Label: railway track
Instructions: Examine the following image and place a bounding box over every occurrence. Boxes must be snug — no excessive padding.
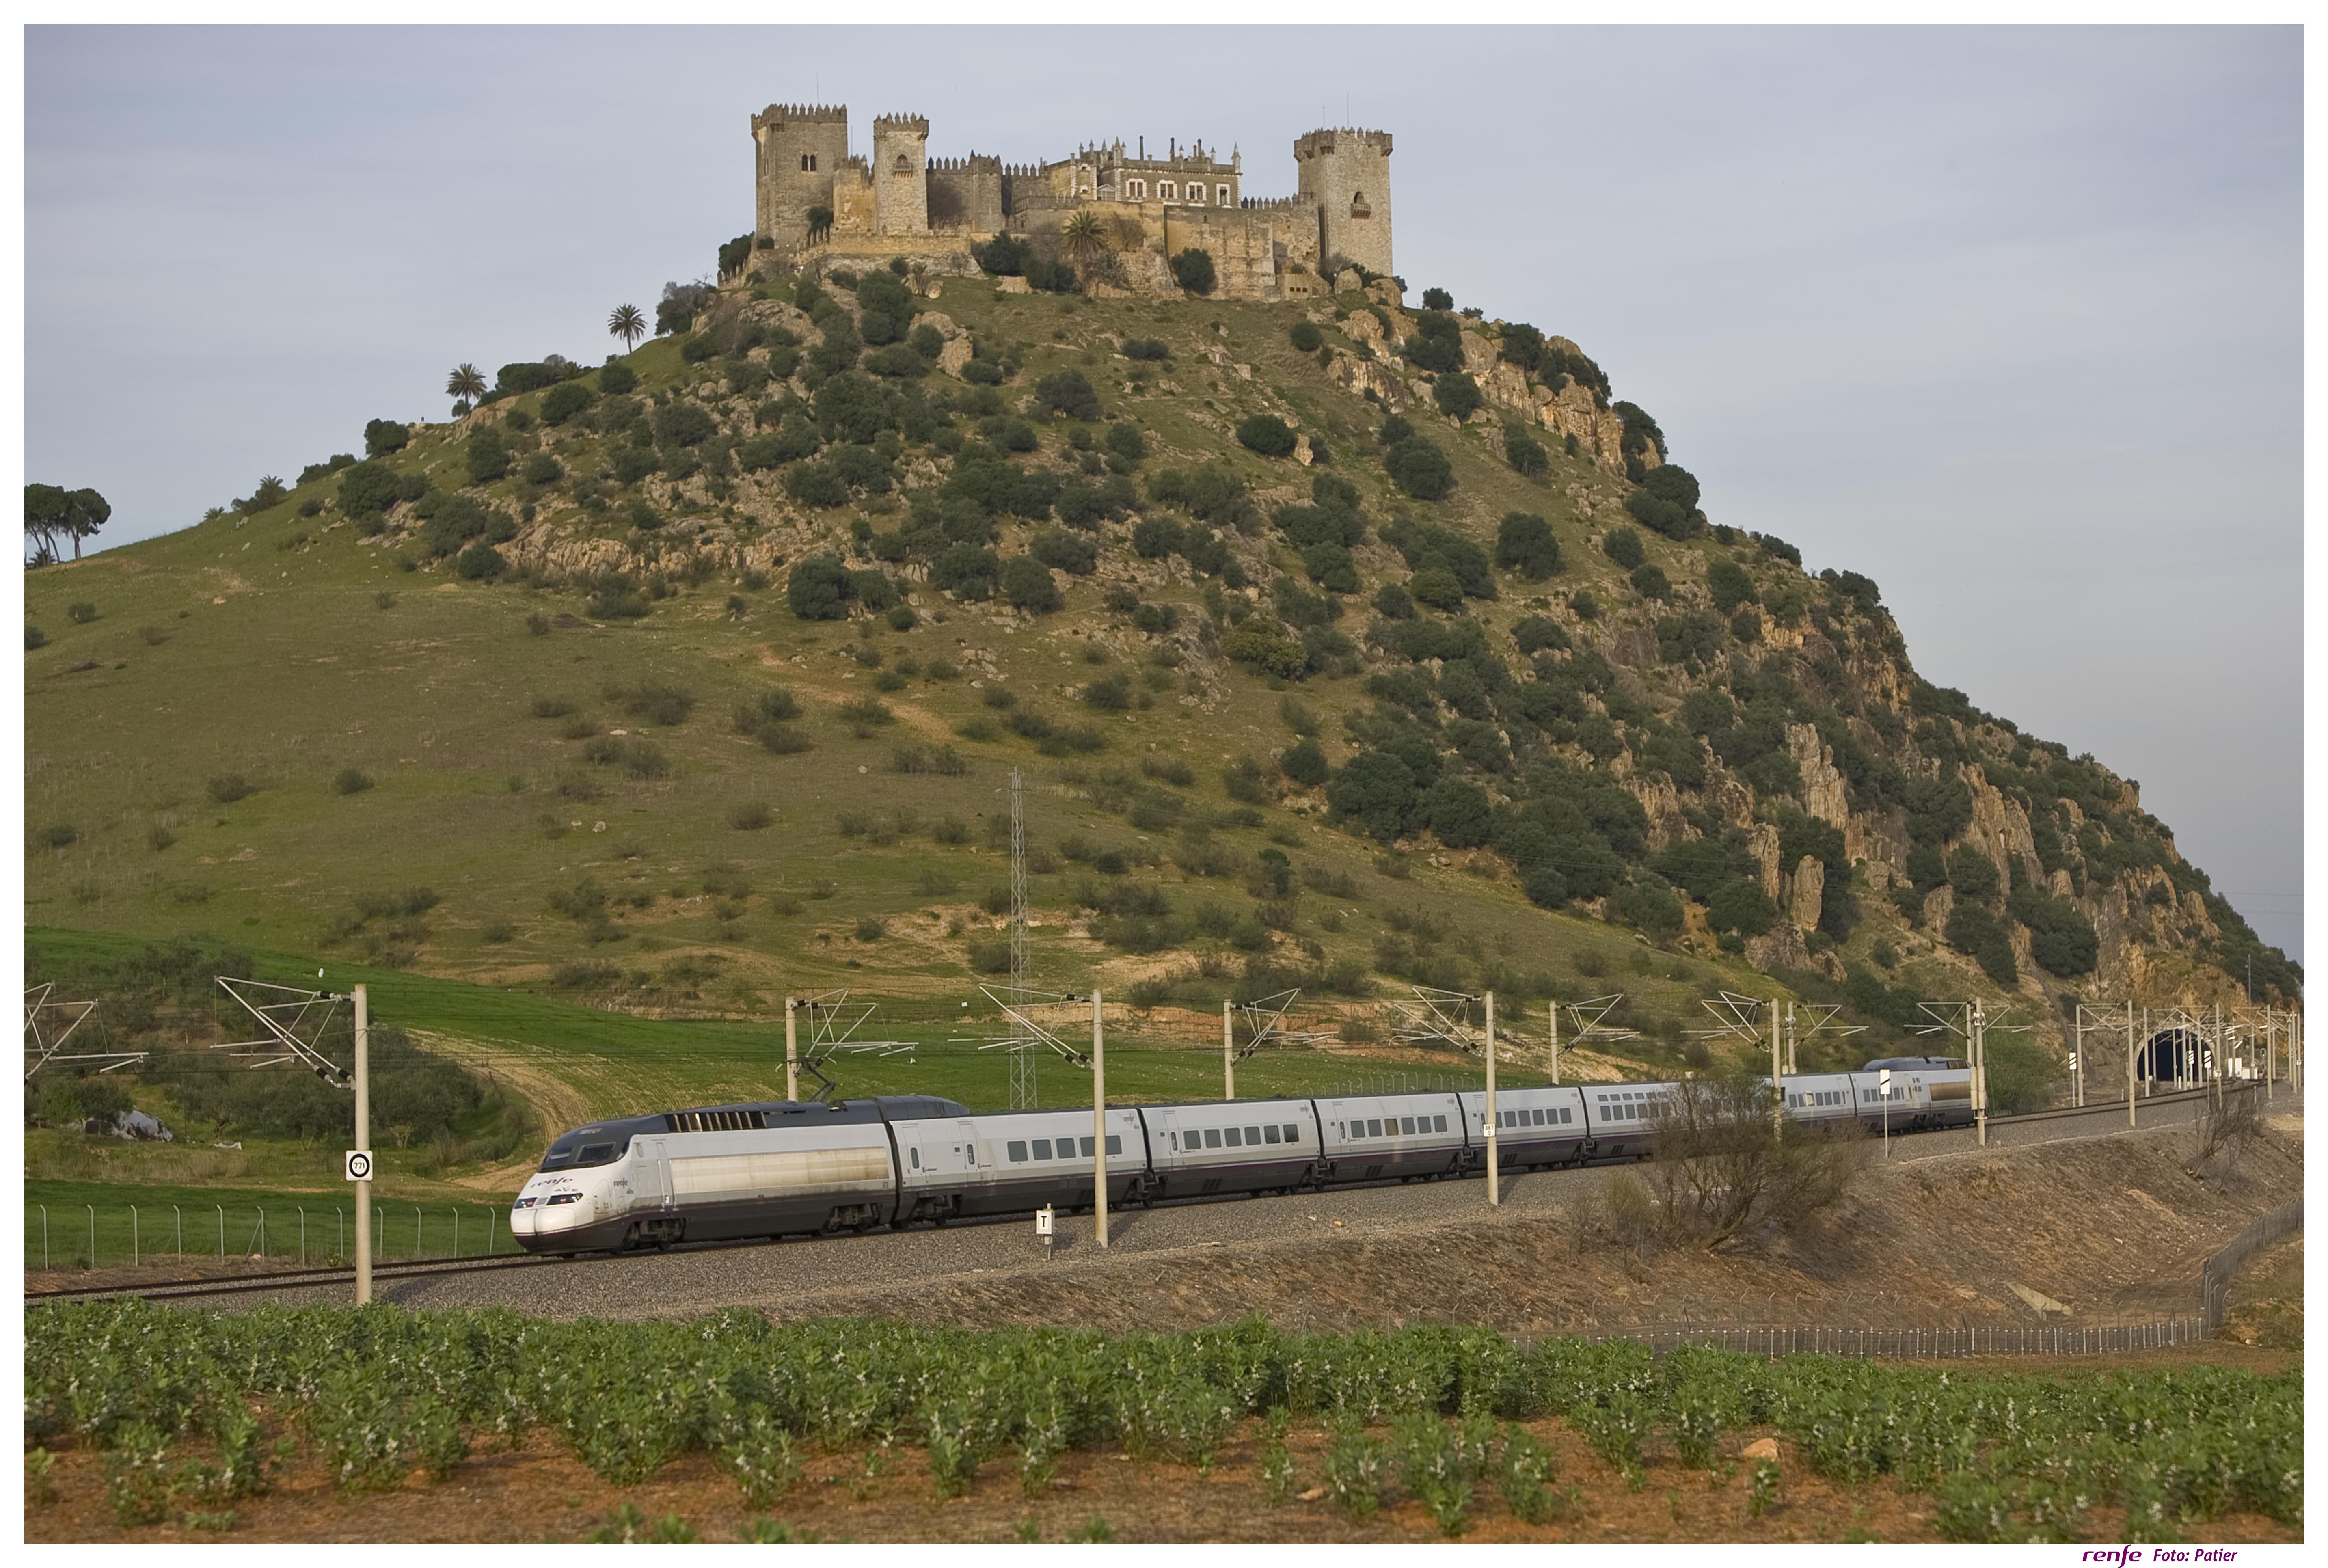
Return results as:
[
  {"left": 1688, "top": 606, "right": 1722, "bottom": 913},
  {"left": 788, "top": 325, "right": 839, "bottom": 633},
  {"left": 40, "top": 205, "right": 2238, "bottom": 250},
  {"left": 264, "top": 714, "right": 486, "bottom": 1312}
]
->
[{"left": 26, "top": 1084, "right": 2282, "bottom": 1308}]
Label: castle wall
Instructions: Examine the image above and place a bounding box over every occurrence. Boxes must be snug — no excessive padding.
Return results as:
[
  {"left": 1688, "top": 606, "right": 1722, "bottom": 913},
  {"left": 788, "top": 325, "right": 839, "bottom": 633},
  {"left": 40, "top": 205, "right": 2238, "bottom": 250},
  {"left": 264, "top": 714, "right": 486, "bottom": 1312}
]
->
[
  {"left": 1295, "top": 127, "right": 1393, "bottom": 279},
  {"left": 926, "top": 156, "right": 1003, "bottom": 233},
  {"left": 752, "top": 104, "right": 849, "bottom": 253},
  {"left": 1011, "top": 200, "right": 1281, "bottom": 302},
  {"left": 831, "top": 160, "right": 877, "bottom": 235},
  {"left": 873, "top": 115, "right": 929, "bottom": 236}
]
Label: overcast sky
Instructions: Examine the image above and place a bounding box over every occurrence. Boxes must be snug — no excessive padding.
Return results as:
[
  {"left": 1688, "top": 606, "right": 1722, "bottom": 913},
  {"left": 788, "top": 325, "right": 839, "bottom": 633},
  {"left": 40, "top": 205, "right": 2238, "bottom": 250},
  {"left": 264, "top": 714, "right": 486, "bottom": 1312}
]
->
[{"left": 22, "top": 24, "right": 2303, "bottom": 962}]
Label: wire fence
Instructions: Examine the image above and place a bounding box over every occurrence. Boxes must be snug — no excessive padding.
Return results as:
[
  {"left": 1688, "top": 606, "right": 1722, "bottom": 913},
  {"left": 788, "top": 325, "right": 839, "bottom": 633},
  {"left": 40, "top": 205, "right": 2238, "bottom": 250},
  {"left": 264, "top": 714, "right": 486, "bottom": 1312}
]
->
[
  {"left": 2200, "top": 1195, "right": 2303, "bottom": 1332},
  {"left": 26, "top": 1202, "right": 515, "bottom": 1273},
  {"left": 1564, "top": 1318, "right": 2214, "bottom": 1361}
]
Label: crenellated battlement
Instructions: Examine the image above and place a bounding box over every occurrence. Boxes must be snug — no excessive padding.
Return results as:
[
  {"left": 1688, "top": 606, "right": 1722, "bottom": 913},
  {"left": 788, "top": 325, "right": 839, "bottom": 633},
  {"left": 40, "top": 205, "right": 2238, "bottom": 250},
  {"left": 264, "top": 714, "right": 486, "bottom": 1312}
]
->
[
  {"left": 747, "top": 104, "right": 1392, "bottom": 293},
  {"left": 753, "top": 102, "right": 847, "bottom": 130}
]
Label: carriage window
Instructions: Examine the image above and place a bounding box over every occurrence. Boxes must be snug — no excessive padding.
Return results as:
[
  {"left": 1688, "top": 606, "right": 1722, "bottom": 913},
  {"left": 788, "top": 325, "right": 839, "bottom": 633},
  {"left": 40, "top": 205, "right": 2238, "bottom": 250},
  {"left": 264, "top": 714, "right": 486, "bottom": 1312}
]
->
[
  {"left": 1204, "top": 1127, "right": 1222, "bottom": 1148},
  {"left": 1245, "top": 1127, "right": 1262, "bottom": 1145},
  {"left": 1032, "top": 1139, "right": 1052, "bottom": 1160},
  {"left": 1263, "top": 1124, "right": 1281, "bottom": 1143},
  {"left": 1284, "top": 1124, "right": 1301, "bottom": 1143},
  {"left": 910, "top": 1148, "right": 920, "bottom": 1168},
  {"left": 1434, "top": 1115, "right": 1447, "bottom": 1133},
  {"left": 1007, "top": 1141, "right": 1026, "bottom": 1162},
  {"left": 1367, "top": 1119, "right": 1382, "bottom": 1138},
  {"left": 1106, "top": 1136, "right": 1122, "bottom": 1155},
  {"left": 1224, "top": 1127, "right": 1242, "bottom": 1147},
  {"left": 1395, "top": 1117, "right": 1409, "bottom": 1136}
]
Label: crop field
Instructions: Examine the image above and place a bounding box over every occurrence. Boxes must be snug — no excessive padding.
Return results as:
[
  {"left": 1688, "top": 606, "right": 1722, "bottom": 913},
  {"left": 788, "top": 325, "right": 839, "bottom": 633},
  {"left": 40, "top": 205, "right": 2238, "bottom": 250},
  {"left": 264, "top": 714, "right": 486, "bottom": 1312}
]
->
[{"left": 23, "top": 1301, "right": 2302, "bottom": 1543}]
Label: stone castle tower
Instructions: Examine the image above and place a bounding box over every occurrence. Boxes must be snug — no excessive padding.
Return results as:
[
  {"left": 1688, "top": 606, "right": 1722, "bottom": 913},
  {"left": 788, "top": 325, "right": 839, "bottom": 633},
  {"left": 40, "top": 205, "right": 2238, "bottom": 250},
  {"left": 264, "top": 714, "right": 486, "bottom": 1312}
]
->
[
  {"left": 1295, "top": 127, "right": 1394, "bottom": 282},
  {"left": 743, "top": 105, "right": 1394, "bottom": 303}
]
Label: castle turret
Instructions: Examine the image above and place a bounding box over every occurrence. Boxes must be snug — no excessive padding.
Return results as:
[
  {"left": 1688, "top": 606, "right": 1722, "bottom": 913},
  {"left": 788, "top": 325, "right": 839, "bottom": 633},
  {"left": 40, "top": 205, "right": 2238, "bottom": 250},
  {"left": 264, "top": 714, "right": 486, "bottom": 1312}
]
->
[
  {"left": 873, "top": 113, "right": 930, "bottom": 236},
  {"left": 752, "top": 103, "right": 849, "bottom": 252},
  {"left": 1294, "top": 126, "right": 1393, "bottom": 280}
]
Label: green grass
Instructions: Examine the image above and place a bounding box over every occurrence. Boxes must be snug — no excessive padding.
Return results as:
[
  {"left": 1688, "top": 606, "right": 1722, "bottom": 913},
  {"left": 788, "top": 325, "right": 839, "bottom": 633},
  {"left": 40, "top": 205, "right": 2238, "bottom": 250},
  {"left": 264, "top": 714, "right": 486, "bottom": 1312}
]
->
[{"left": 25, "top": 1179, "right": 513, "bottom": 1271}]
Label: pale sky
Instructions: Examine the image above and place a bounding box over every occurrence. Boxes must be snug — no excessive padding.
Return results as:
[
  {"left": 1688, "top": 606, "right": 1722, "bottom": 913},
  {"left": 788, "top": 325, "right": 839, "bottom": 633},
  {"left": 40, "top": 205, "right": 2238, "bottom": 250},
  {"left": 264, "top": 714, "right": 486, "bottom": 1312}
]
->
[{"left": 21, "top": 24, "right": 2304, "bottom": 962}]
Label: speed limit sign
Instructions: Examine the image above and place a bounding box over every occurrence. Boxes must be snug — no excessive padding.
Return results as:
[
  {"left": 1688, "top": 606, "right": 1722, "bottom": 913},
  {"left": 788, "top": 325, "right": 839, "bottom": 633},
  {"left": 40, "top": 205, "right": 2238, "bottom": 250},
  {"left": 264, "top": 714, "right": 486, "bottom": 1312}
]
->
[{"left": 344, "top": 1149, "right": 374, "bottom": 1181}]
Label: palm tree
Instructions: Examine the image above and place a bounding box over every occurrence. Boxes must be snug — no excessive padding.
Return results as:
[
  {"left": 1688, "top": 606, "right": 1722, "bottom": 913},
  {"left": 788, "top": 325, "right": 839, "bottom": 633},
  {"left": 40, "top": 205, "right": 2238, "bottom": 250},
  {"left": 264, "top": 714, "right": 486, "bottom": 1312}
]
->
[
  {"left": 608, "top": 304, "right": 646, "bottom": 351},
  {"left": 446, "top": 364, "right": 486, "bottom": 407},
  {"left": 1060, "top": 209, "right": 1109, "bottom": 266}
]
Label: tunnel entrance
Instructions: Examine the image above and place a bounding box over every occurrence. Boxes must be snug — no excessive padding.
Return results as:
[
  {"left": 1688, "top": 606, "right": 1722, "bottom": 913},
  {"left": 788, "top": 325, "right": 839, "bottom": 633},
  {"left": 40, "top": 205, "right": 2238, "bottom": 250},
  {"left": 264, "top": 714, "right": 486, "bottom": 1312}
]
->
[{"left": 2137, "top": 1028, "right": 2207, "bottom": 1084}]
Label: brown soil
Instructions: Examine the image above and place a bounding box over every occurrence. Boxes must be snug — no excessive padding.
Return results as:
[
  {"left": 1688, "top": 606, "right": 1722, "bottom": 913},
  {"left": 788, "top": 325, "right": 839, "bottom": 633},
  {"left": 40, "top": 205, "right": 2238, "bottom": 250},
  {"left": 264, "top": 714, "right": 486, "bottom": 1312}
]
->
[{"left": 24, "top": 1381, "right": 2302, "bottom": 1545}]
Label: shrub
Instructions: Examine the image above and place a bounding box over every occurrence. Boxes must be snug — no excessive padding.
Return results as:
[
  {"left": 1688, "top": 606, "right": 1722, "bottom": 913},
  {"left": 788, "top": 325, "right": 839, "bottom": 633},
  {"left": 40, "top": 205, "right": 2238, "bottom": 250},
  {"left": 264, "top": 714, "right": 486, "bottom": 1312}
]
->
[
  {"left": 1494, "top": 512, "right": 1561, "bottom": 579},
  {"left": 1221, "top": 620, "right": 1307, "bottom": 680},
  {"left": 653, "top": 403, "right": 717, "bottom": 448},
  {"left": 207, "top": 774, "right": 255, "bottom": 803},
  {"left": 1505, "top": 426, "right": 1549, "bottom": 475},
  {"left": 1629, "top": 563, "right": 1672, "bottom": 600},
  {"left": 932, "top": 542, "right": 1001, "bottom": 600},
  {"left": 597, "top": 362, "right": 638, "bottom": 395},
  {"left": 1601, "top": 526, "right": 1645, "bottom": 569},
  {"left": 522, "top": 453, "right": 562, "bottom": 486},
  {"left": 1707, "top": 556, "right": 1755, "bottom": 612},
  {"left": 67, "top": 601, "right": 97, "bottom": 624},
  {"left": 335, "top": 461, "right": 403, "bottom": 516},
  {"left": 539, "top": 382, "right": 596, "bottom": 425},
  {"left": 1121, "top": 338, "right": 1170, "bottom": 362},
  {"left": 974, "top": 234, "right": 1032, "bottom": 275},
  {"left": 1384, "top": 436, "right": 1453, "bottom": 500},
  {"left": 1030, "top": 528, "right": 1098, "bottom": 575},
  {"left": 1421, "top": 287, "right": 1453, "bottom": 311},
  {"left": 786, "top": 556, "right": 853, "bottom": 620},
  {"left": 1569, "top": 589, "right": 1600, "bottom": 620},
  {"left": 1035, "top": 369, "right": 1103, "bottom": 421},
  {"left": 1236, "top": 415, "right": 1298, "bottom": 457},
  {"left": 1168, "top": 248, "right": 1216, "bottom": 294},
  {"left": 363, "top": 417, "right": 409, "bottom": 458},
  {"left": 1432, "top": 374, "right": 1483, "bottom": 420},
  {"left": 1001, "top": 555, "right": 1062, "bottom": 613},
  {"left": 1289, "top": 320, "right": 1323, "bottom": 352},
  {"left": 464, "top": 428, "right": 510, "bottom": 485},
  {"left": 728, "top": 802, "right": 773, "bottom": 831}
]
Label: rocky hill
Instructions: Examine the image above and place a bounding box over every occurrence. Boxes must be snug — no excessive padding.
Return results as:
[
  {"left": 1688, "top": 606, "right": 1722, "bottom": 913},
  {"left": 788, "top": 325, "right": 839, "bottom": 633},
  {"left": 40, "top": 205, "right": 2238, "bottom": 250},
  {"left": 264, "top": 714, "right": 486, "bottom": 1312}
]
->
[{"left": 22, "top": 259, "right": 2297, "bottom": 1096}]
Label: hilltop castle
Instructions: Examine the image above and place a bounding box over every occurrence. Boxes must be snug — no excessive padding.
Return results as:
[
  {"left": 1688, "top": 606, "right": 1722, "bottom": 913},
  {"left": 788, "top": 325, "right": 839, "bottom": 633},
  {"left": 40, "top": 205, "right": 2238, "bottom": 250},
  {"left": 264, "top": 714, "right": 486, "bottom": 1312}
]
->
[{"left": 744, "top": 104, "right": 1393, "bottom": 301}]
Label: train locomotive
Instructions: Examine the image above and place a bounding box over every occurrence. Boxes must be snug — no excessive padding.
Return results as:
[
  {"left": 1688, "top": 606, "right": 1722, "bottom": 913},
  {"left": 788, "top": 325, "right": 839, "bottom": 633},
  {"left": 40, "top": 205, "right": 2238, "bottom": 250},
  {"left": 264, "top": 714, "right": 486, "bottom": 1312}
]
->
[{"left": 510, "top": 1058, "right": 1972, "bottom": 1255}]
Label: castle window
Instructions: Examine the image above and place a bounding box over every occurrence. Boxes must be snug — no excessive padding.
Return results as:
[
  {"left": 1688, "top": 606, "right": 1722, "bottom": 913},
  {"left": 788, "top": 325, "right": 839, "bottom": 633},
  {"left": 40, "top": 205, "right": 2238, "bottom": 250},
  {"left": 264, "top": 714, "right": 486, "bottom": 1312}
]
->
[
  {"left": 1351, "top": 191, "right": 1371, "bottom": 219},
  {"left": 1158, "top": 181, "right": 1175, "bottom": 202},
  {"left": 892, "top": 153, "right": 911, "bottom": 173},
  {"left": 1187, "top": 183, "right": 1204, "bottom": 205},
  {"left": 1217, "top": 184, "right": 1231, "bottom": 205},
  {"left": 1127, "top": 179, "right": 1145, "bottom": 200},
  {"left": 800, "top": 153, "right": 817, "bottom": 172}
]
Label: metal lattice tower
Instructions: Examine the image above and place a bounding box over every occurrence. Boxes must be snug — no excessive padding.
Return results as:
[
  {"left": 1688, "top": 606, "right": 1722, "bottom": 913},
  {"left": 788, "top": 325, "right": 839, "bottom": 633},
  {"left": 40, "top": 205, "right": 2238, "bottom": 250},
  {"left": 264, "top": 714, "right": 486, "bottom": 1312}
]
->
[{"left": 1007, "top": 767, "right": 1036, "bottom": 1109}]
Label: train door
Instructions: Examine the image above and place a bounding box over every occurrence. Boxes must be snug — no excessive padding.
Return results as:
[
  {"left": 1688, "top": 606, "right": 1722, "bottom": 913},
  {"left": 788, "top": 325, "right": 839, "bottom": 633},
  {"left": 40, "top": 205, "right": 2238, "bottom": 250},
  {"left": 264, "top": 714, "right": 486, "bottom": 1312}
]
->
[{"left": 634, "top": 1137, "right": 671, "bottom": 1212}]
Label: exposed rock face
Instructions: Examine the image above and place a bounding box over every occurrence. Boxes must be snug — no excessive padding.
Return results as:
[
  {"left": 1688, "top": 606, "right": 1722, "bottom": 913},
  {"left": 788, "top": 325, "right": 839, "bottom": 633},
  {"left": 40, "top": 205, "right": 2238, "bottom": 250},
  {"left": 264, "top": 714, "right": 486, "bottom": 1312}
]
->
[
  {"left": 1963, "top": 765, "right": 2041, "bottom": 890},
  {"left": 1623, "top": 771, "right": 1687, "bottom": 853},
  {"left": 1746, "top": 922, "right": 1813, "bottom": 974},
  {"left": 1749, "top": 823, "right": 1784, "bottom": 899},
  {"left": 1922, "top": 884, "right": 1954, "bottom": 931},
  {"left": 1787, "top": 722, "right": 1850, "bottom": 830},
  {"left": 1790, "top": 856, "right": 1825, "bottom": 932},
  {"left": 1327, "top": 353, "right": 1411, "bottom": 410}
]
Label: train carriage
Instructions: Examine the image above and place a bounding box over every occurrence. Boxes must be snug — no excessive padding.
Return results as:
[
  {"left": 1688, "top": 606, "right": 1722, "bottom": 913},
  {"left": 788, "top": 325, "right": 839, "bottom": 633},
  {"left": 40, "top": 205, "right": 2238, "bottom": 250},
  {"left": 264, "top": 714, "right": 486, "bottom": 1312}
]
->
[
  {"left": 1148, "top": 1098, "right": 1320, "bottom": 1198},
  {"left": 1454, "top": 1086, "right": 1590, "bottom": 1169},
  {"left": 893, "top": 1107, "right": 1147, "bottom": 1222},
  {"left": 1313, "top": 1093, "right": 1467, "bottom": 1184}
]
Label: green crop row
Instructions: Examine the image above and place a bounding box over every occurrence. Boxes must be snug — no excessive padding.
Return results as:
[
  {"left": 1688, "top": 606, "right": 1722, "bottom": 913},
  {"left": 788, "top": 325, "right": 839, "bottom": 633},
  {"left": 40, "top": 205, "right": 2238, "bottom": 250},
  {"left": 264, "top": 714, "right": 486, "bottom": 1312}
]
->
[{"left": 24, "top": 1302, "right": 2301, "bottom": 1540}]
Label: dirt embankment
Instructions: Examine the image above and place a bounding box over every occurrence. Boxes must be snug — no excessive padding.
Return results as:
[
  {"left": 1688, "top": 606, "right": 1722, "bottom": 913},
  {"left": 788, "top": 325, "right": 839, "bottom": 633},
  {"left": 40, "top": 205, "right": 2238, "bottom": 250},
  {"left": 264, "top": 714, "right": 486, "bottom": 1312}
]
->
[{"left": 757, "top": 1119, "right": 2303, "bottom": 1338}]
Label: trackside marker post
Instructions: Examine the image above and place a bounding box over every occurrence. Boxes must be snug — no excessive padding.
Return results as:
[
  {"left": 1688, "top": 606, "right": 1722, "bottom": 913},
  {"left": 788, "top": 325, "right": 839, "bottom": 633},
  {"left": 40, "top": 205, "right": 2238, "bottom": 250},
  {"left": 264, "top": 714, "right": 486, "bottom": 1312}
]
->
[
  {"left": 1091, "top": 989, "right": 1108, "bottom": 1249},
  {"left": 1484, "top": 991, "right": 1499, "bottom": 1208},
  {"left": 352, "top": 984, "right": 371, "bottom": 1305}
]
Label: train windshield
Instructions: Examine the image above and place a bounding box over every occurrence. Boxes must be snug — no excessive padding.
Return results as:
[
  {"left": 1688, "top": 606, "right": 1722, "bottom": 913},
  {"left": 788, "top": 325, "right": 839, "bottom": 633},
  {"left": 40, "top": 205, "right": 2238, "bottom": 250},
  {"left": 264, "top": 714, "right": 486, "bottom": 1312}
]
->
[{"left": 538, "top": 1128, "right": 634, "bottom": 1172}]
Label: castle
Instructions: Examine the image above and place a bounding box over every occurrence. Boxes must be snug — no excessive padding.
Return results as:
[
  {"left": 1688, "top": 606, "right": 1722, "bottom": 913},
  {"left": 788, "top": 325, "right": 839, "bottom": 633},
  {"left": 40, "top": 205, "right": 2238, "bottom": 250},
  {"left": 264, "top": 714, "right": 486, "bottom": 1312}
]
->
[{"left": 744, "top": 104, "right": 1393, "bottom": 301}]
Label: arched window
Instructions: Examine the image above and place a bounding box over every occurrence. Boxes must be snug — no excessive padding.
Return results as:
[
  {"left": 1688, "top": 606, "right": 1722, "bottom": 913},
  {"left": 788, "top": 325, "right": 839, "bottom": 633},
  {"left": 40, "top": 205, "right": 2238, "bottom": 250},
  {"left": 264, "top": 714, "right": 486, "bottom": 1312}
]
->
[
  {"left": 799, "top": 153, "right": 817, "bottom": 172},
  {"left": 1350, "top": 190, "right": 1371, "bottom": 219},
  {"left": 1217, "top": 184, "right": 1231, "bottom": 206},
  {"left": 892, "top": 153, "right": 911, "bottom": 173}
]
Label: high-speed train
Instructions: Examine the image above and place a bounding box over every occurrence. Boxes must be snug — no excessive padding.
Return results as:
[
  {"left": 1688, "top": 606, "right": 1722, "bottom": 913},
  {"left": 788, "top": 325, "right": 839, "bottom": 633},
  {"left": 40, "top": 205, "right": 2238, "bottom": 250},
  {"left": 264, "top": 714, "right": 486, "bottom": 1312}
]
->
[{"left": 509, "top": 1058, "right": 1972, "bottom": 1254}]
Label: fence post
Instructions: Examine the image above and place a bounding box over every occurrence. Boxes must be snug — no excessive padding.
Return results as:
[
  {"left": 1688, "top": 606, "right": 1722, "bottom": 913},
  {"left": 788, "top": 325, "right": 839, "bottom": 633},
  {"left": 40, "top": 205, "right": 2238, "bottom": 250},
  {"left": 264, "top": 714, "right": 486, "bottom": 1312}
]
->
[
  {"left": 454, "top": 1207, "right": 460, "bottom": 1259},
  {"left": 415, "top": 1206, "right": 422, "bottom": 1260},
  {"left": 337, "top": 1209, "right": 344, "bottom": 1263},
  {"left": 300, "top": 1208, "right": 307, "bottom": 1266},
  {"left": 258, "top": 1207, "right": 266, "bottom": 1259},
  {"left": 217, "top": 1205, "right": 224, "bottom": 1262},
  {"left": 174, "top": 1205, "right": 181, "bottom": 1261},
  {"left": 41, "top": 1205, "right": 48, "bottom": 1271},
  {"left": 132, "top": 1206, "right": 139, "bottom": 1268},
  {"left": 488, "top": 1207, "right": 496, "bottom": 1256},
  {"left": 87, "top": 1205, "right": 95, "bottom": 1269}
]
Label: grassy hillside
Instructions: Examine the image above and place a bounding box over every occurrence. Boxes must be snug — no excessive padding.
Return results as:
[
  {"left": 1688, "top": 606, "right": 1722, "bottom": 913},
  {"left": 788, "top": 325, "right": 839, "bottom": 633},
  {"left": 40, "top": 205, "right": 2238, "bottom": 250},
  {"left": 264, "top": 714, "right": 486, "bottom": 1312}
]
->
[{"left": 23, "top": 262, "right": 2296, "bottom": 1173}]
